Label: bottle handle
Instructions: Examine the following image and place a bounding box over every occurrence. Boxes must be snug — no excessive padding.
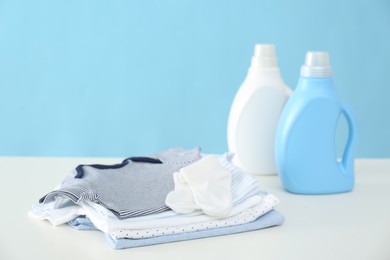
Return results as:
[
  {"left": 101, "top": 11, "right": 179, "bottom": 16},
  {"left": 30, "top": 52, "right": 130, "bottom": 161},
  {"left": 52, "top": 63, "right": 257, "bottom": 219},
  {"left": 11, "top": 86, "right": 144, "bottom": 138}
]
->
[{"left": 340, "top": 104, "right": 357, "bottom": 175}]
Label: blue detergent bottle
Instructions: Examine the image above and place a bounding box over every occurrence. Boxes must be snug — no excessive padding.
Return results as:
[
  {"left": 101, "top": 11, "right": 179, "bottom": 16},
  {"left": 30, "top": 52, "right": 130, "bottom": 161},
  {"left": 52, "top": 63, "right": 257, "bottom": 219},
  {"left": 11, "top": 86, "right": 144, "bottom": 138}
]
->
[{"left": 275, "top": 51, "right": 356, "bottom": 194}]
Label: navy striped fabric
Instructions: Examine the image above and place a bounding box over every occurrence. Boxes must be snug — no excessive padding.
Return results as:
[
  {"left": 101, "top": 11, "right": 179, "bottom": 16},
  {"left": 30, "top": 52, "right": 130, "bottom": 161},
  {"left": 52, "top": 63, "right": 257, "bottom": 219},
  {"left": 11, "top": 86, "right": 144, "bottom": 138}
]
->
[{"left": 74, "top": 157, "right": 163, "bottom": 179}]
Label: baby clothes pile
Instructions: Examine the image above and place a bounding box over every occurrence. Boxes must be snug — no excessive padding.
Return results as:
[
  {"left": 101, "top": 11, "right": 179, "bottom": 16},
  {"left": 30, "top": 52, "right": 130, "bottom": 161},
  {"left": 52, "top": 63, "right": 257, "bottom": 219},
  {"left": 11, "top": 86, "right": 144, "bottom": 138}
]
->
[{"left": 30, "top": 147, "right": 284, "bottom": 249}]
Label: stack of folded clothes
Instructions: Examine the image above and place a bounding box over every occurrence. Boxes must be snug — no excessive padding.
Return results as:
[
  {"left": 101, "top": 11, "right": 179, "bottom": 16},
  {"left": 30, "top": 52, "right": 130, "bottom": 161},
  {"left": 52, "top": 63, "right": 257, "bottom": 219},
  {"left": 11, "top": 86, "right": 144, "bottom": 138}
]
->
[{"left": 30, "top": 147, "right": 284, "bottom": 249}]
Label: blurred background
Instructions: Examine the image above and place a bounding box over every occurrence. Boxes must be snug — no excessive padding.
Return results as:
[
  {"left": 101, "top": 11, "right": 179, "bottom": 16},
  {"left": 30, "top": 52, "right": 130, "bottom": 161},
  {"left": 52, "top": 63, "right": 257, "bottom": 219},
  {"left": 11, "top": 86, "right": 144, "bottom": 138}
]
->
[{"left": 0, "top": 0, "right": 389, "bottom": 158}]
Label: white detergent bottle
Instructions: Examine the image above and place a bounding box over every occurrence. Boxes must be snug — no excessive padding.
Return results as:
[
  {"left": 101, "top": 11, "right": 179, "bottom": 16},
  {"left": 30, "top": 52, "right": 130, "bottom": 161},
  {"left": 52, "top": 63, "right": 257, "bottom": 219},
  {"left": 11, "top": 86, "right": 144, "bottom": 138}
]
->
[{"left": 227, "top": 44, "right": 291, "bottom": 175}]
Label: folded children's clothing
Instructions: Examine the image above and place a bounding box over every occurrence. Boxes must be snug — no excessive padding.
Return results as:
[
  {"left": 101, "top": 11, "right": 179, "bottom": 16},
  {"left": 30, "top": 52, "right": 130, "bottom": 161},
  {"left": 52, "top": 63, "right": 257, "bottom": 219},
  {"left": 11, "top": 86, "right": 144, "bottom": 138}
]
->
[
  {"left": 67, "top": 194, "right": 277, "bottom": 235},
  {"left": 107, "top": 210, "right": 284, "bottom": 249},
  {"left": 30, "top": 148, "right": 284, "bottom": 249},
  {"left": 72, "top": 194, "right": 264, "bottom": 234},
  {"left": 30, "top": 153, "right": 264, "bottom": 228}
]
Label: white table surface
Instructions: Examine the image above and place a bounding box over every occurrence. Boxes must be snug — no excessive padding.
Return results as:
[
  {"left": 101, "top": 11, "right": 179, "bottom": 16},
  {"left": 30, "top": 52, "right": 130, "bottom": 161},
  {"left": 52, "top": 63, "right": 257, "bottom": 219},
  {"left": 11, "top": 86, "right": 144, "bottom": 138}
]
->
[{"left": 0, "top": 157, "right": 389, "bottom": 260}]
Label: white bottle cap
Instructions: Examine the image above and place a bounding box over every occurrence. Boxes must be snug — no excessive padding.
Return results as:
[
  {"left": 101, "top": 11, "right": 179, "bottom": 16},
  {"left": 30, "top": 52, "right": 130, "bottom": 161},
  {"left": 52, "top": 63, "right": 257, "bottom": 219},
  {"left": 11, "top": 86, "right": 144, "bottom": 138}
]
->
[
  {"left": 251, "top": 44, "right": 278, "bottom": 68},
  {"left": 300, "top": 51, "right": 332, "bottom": 78}
]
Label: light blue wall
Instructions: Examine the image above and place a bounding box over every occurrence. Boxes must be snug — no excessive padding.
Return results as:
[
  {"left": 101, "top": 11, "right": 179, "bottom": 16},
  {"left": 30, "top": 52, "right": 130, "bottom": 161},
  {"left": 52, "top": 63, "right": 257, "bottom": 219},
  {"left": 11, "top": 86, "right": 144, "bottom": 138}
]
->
[{"left": 0, "top": 0, "right": 389, "bottom": 157}]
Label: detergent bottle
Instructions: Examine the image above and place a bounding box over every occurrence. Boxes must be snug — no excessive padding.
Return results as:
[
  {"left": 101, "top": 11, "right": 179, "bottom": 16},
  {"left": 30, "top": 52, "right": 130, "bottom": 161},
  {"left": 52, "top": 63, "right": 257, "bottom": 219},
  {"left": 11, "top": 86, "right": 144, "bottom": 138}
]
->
[
  {"left": 227, "top": 44, "right": 291, "bottom": 175},
  {"left": 275, "top": 51, "right": 356, "bottom": 194}
]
